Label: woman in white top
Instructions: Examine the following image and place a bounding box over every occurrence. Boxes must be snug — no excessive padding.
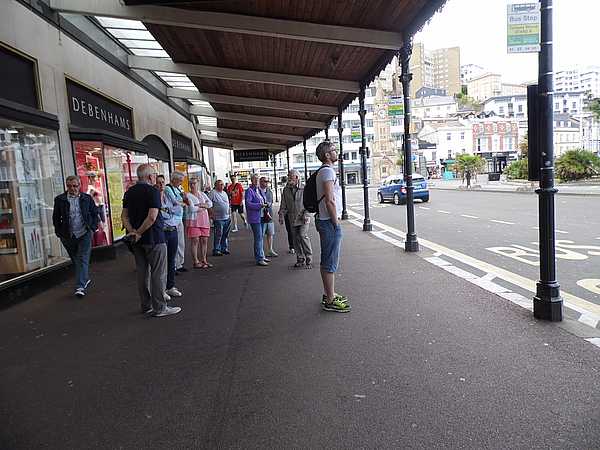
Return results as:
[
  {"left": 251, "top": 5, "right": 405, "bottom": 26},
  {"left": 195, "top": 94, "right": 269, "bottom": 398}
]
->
[{"left": 185, "top": 178, "right": 213, "bottom": 268}]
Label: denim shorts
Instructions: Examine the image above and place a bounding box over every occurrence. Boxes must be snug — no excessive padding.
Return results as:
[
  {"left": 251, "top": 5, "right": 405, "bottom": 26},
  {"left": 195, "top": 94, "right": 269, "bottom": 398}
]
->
[
  {"left": 262, "top": 221, "right": 275, "bottom": 236},
  {"left": 316, "top": 218, "right": 342, "bottom": 273}
]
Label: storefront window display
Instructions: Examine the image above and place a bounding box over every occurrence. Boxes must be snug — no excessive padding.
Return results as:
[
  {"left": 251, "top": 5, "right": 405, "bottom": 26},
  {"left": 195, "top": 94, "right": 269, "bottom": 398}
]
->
[
  {"left": 75, "top": 142, "right": 149, "bottom": 246},
  {"left": 149, "top": 157, "right": 170, "bottom": 182},
  {"left": 0, "top": 118, "right": 67, "bottom": 285}
]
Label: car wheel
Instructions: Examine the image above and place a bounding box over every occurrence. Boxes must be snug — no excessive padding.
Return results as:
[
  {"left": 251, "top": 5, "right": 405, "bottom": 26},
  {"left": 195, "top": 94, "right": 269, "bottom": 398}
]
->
[
  {"left": 393, "top": 193, "right": 401, "bottom": 205},
  {"left": 422, "top": 195, "right": 429, "bottom": 203},
  {"left": 378, "top": 193, "right": 384, "bottom": 203}
]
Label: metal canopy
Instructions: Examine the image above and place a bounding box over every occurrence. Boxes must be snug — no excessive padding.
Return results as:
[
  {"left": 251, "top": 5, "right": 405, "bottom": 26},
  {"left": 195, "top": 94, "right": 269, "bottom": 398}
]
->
[{"left": 51, "top": 0, "right": 448, "bottom": 152}]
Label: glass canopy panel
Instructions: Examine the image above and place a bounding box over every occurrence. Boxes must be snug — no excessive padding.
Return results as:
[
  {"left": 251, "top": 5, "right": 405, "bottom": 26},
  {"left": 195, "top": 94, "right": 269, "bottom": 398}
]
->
[
  {"left": 119, "top": 39, "right": 163, "bottom": 49},
  {"left": 96, "top": 17, "right": 147, "bottom": 29},
  {"left": 105, "top": 29, "right": 156, "bottom": 40}
]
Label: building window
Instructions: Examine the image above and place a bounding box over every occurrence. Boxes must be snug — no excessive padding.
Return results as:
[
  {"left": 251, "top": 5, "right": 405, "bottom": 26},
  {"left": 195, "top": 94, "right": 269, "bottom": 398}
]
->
[
  {"left": 343, "top": 153, "right": 349, "bottom": 161},
  {"left": 351, "top": 152, "right": 358, "bottom": 160},
  {"left": 446, "top": 133, "right": 452, "bottom": 141},
  {"left": 518, "top": 105, "right": 523, "bottom": 113},
  {"left": 0, "top": 120, "right": 68, "bottom": 285},
  {"left": 460, "top": 132, "right": 465, "bottom": 140}
]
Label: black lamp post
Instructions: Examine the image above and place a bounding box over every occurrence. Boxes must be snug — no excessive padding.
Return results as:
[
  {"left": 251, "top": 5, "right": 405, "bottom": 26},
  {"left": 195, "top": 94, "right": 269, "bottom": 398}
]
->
[
  {"left": 358, "top": 86, "right": 372, "bottom": 231},
  {"left": 303, "top": 138, "right": 308, "bottom": 182},
  {"left": 337, "top": 112, "right": 349, "bottom": 220},
  {"left": 534, "top": 0, "right": 562, "bottom": 321},
  {"left": 400, "top": 35, "right": 419, "bottom": 252},
  {"left": 272, "top": 154, "right": 279, "bottom": 202}
]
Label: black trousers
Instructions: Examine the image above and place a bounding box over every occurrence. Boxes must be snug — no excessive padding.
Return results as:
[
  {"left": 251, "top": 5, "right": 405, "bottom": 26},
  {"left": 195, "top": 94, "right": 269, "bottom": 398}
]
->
[{"left": 284, "top": 215, "right": 294, "bottom": 250}]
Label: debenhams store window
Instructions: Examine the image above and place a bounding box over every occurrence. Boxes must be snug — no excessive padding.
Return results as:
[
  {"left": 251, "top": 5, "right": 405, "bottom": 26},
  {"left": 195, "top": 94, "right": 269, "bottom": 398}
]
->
[
  {"left": 0, "top": 43, "right": 67, "bottom": 287},
  {"left": 66, "top": 78, "right": 168, "bottom": 248}
]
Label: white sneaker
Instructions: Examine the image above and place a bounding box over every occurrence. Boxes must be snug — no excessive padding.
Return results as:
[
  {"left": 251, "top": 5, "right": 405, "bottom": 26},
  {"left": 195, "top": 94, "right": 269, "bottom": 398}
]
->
[
  {"left": 152, "top": 306, "right": 182, "bottom": 317},
  {"left": 288, "top": 248, "right": 296, "bottom": 254},
  {"left": 74, "top": 288, "right": 85, "bottom": 298},
  {"left": 166, "top": 287, "right": 183, "bottom": 297},
  {"left": 267, "top": 251, "right": 279, "bottom": 257},
  {"left": 163, "top": 292, "right": 172, "bottom": 301},
  {"left": 256, "top": 260, "right": 269, "bottom": 266},
  {"left": 231, "top": 227, "right": 239, "bottom": 233}
]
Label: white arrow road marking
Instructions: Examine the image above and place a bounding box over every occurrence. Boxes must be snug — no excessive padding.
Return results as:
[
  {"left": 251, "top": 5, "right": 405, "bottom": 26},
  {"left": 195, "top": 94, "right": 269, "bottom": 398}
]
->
[
  {"left": 346, "top": 208, "right": 600, "bottom": 318},
  {"left": 491, "top": 219, "right": 515, "bottom": 225}
]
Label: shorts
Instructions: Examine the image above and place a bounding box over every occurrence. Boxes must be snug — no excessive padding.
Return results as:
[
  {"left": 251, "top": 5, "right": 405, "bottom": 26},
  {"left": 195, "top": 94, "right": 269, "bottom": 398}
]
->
[
  {"left": 186, "top": 227, "right": 210, "bottom": 238},
  {"left": 316, "top": 218, "right": 342, "bottom": 273},
  {"left": 231, "top": 204, "right": 244, "bottom": 213},
  {"left": 262, "top": 221, "right": 275, "bottom": 236}
]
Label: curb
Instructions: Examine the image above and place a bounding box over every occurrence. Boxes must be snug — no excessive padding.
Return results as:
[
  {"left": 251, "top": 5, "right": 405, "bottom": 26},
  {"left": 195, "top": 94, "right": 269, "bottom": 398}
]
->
[{"left": 428, "top": 186, "right": 600, "bottom": 196}]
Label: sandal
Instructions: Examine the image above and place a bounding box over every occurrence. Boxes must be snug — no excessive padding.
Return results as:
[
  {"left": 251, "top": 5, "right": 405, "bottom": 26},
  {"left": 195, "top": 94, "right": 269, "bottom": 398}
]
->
[
  {"left": 202, "top": 262, "right": 214, "bottom": 268},
  {"left": 193, "top": 262, "right": 203, "bottom": 269}
]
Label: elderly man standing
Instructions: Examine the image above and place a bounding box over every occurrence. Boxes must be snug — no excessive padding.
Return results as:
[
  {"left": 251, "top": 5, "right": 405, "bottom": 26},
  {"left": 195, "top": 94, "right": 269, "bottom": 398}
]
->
[
  {"left": 208, "top": 179, "right": 231, "bottom": 256},
  {"left": 53, "top": 175, "right": 98, "bottom": 297},
  {"left": 245, "top": 173, "right": 269, "bottom": 266},
  {"left": 122, "top": 164, "right": 181, "bottom": 317},
  {"left": 282, "top": 171, "right": 296, "bottom": 254},
  {"left": 278, "top": 169, "right": 312, "bottom": 268},
  {"left": 164, "top": 171, "right": 188, "bottom": 273}
]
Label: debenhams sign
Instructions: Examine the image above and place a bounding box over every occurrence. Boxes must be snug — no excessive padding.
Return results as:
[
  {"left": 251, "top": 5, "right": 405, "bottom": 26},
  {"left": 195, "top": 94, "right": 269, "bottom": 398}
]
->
[{"left": 66, "top": 78, "right": 133, "bottom": 138}]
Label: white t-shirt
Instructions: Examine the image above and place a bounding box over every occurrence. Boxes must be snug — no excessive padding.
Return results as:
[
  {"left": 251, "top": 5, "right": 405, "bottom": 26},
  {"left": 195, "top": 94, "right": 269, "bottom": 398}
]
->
[{"left": 316, "top": 165, "right": 342, "bottom": 219}]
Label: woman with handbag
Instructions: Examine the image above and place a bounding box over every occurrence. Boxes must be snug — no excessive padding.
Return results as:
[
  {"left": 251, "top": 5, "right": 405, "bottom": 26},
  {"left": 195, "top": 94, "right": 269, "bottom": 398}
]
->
[{"left": 185, "top": 178, "right": 213, "bottom": 269}]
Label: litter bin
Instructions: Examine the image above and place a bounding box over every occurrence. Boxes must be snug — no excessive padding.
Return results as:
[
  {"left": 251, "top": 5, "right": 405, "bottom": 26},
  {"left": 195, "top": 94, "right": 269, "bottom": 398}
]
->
[{"left": 488, "top": 172, "right": 501, "bottom": 181}]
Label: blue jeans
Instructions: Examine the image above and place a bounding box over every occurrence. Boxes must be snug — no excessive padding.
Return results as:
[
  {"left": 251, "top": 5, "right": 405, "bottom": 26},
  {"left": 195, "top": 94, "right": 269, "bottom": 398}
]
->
[
  {"left": 164, "top": 229, "right": 178, "bottom": 290},
  {"left": 61, "top": 230, "right": 92, "bottom": 289},
  {"left": 316, "top": 219, "right": 342, "bottom": 273},
  {"left": 250, "top": 222, "right": 265, "bottom": 262},
  {"left": 213, "top": 218, "right": 231, "bottom": 254}
]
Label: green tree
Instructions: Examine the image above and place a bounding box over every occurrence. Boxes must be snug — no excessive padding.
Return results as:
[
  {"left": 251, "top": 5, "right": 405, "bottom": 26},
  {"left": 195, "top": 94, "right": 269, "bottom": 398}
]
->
[
  {"left": 505, "top": 159, "right": 528, "bottom": 180},
  {"left": 455, "top": 154, "right": 486, "bottom": 177},
  {"left": 555, "top": 149, "right": 600, "bottom": 181},
  {"left": 587, "top": 98, "right": 600, "bottom": 120},
  {"left": 455, "top": 92, "right": 482, "bottom": 111}
]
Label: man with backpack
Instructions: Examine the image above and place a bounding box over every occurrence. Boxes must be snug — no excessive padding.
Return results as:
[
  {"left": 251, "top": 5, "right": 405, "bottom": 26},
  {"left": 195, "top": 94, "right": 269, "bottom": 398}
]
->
[{"left": 304, "top": 141, "right": 351, "bottom": 313}]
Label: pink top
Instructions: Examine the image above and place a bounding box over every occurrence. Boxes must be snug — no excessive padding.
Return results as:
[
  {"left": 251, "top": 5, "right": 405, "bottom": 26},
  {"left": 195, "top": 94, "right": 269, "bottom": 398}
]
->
[{"left": 185, "top": 191, "right": 212, "bottom": 229}]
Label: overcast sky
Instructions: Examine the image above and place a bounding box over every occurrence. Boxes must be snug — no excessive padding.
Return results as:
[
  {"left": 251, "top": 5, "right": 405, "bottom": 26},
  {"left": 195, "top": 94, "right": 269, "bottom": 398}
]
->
[{"left": 414, "top": 0, "right": 597, "bottom": 83}]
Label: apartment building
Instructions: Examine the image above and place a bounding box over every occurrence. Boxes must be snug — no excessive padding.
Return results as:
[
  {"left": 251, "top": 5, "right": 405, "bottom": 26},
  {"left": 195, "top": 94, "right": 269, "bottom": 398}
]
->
[
  {"left": 410, "top": 43, "right": 461, "bottom": 97},
  {"left": 555, "top": 66, "right": 600, "bottom": 98}
]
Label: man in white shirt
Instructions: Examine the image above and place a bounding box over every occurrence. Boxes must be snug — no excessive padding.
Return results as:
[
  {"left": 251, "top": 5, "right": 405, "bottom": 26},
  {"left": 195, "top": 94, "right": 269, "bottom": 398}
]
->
[{"left": 314, "top": 141, "right": 350, "bottom": 313}]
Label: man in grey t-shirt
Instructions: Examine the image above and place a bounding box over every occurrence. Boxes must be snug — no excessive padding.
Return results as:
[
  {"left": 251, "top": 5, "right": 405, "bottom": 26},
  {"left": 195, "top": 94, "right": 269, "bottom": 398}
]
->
[
  {"left": 208, "top": 179, "right": 231, "bottom": 256},
  {"left": 314, "top": 141, "right": 350, "bottom": 313}
]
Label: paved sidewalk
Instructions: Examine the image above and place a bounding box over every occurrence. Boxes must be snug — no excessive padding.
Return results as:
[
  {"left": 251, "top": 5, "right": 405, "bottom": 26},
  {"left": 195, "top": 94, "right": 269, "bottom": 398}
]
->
[
  {"left": 429, "top": 178, "right": 600, "bottom": 196},
  {"left": 1, "top": 222, "right": 600, "bottom": 449}
]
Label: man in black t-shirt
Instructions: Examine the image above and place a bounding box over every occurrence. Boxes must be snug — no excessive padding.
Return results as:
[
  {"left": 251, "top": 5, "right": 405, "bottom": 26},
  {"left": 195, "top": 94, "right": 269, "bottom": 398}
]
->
[{"left": 122, "top": 164, "right": 181, "bottom": 317}]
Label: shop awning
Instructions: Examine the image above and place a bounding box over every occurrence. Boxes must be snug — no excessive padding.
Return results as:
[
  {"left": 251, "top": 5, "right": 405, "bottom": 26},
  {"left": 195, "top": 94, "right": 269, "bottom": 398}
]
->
[{"left": 50, "top": 0, "right": 448, "bottom": 154}]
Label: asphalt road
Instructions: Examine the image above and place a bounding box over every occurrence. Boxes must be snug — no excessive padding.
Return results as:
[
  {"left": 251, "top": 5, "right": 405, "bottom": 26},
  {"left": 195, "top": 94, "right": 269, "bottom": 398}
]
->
[{"left": 346, "top": 187, "right": 600, "bottom": 310}]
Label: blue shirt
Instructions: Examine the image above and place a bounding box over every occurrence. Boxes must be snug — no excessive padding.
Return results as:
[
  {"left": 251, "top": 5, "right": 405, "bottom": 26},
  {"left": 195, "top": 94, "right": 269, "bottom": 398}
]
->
[
  {"left": 163, "top": 184, "right": 184, "bottom": 225},
  {"left": 67, "top": 194, "right": 87, "bottom": 238},
  {"left": 160, "top": 188, "right": 182, "bottom": 228}
]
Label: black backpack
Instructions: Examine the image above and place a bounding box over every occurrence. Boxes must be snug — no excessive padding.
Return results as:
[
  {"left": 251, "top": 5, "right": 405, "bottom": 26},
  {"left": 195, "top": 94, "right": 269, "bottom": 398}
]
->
[{"left": 303, "top": 166, "right": 325, "bottom": 213}]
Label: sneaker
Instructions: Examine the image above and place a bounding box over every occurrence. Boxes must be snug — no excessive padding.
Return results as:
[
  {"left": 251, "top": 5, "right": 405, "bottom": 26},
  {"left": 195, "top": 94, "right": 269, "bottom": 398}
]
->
[
  {"left": 152, "top": 306, "right": 182, "bottom": 317},
  {"left": 289, "top": 248, "right": 296, "bottom": 254},
  {"left": 213, "top": 251, "right": 223, "bottom": 256},
  {"left": 321, "top": 293, "right": 349, "bottom": 306},
  {"left": 84, "top": 279, "right": 91, "bottom": 289},
  {"left": 222, "top": 250, "right": 230, "bottom": 255},
  {"left": 322, "top": 298, "right": 351, "bottom": 313},
  {"left": 163, "top": 292, "right": 172, "bottom": 302},
  {"left": 305, "top": 259, "right": 313, "bottom": 267},
  {"left": 74, "top": 288, "right": 85, "bottom": 298},
  {"left": 166, "top": 287, "right": 183, "bottom": 297},
  {"left": 231, "top": 227, "right": 238, "bottom": 233},
  {"left": 256, "top": 260, "right": 269, "bottom": 266},
  {"left": 267, "top": 251, "right": 279, "bottom": 257},
  {"left": 263, "top": 258, "right": 271, "bottom": 263}
]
